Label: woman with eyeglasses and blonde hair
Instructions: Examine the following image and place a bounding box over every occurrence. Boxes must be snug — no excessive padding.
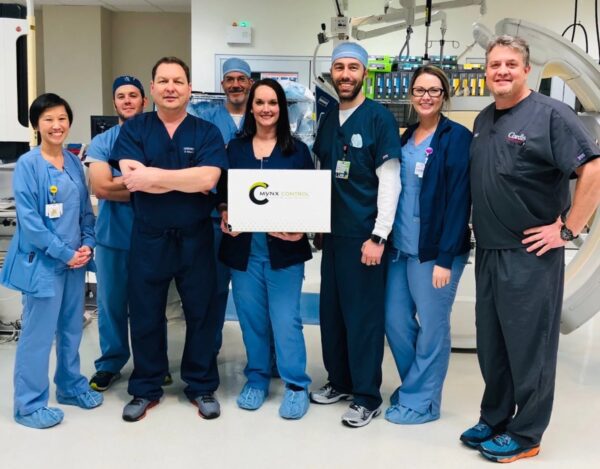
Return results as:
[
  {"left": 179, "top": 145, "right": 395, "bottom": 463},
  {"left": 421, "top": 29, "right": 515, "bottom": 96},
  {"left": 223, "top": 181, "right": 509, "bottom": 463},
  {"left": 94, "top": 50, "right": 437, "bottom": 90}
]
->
[{"left": 384, "top": 65, "right": 472, "bottom": 425}]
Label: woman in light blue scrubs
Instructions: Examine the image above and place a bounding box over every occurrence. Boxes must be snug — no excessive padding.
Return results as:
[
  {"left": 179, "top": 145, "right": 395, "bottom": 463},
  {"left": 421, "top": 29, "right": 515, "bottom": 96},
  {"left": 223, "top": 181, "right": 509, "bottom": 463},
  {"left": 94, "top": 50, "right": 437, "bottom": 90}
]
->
[
  {"left": 218, "top": 79, "right": 313, "bottom": 419},
  {"left": 384, "top": 66, "right": 472, "bottom": 424},
  {"left": 0, "top": 94, "right": 102, "bottom": 429}
]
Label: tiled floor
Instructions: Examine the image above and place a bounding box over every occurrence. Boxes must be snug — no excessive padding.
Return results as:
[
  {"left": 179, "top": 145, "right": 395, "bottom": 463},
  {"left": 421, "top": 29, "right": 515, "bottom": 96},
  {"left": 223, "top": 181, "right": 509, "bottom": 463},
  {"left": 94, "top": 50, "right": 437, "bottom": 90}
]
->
[{"left": 1, "top": 310, "right": 599, "bottom": 468}]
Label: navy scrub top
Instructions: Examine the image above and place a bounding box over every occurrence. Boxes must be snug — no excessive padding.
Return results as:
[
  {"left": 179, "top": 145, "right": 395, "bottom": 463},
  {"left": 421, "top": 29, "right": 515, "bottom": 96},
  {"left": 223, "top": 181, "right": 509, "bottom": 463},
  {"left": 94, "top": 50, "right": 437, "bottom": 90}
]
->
[
  {"left": 218, "top": 136, "right": 314, "bottom": 271},
  {"left": 111, "top": 112, "right": 228, "bottom": 229},
  {"left": 470, "top": 91, "right": 600, "bottom": 249},
  {"left": 313, "top": 99, "right": 402, "bottom": 238}
]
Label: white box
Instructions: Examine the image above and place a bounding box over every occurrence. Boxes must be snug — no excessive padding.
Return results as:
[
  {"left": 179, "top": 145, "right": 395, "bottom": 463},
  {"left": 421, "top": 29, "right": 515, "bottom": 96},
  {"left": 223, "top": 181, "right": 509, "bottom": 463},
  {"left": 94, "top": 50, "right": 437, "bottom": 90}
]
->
[
  {"left": 226, "top": 26, "right": 252, "bottom": 44},
  {"left": 227, "top": 169, "right": 331, "bottom": 233}
]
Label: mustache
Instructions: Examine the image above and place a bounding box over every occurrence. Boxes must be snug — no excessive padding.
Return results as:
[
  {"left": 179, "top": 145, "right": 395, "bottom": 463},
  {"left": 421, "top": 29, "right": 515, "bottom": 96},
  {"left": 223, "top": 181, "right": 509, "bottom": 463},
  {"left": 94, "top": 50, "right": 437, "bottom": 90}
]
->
[{"left": 228, "top": 87, "right": 244, "bottom": 93}]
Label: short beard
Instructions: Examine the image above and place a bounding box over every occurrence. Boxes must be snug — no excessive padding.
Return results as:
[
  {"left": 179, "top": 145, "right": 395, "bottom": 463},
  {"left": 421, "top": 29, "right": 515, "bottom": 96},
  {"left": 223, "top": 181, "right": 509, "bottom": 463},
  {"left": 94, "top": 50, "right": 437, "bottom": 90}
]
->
[{"left": 334, "top": 80, "right": 363, "bottom": 102}]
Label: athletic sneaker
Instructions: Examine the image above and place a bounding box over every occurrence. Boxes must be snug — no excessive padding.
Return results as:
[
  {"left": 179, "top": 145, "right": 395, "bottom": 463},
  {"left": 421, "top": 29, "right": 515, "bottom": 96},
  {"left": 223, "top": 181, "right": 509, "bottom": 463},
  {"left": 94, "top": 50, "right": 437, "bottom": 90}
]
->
[
  {"left": 460, "top": 420, "right": 494, "bottom": 448},
  {"left": 479, "top": 433, "right": 540, "bottom": 463},
  {"left": 310, "top": 383, "right": 352, "bottom": 404},
  {"left": 341, "top": 403, "right": 381, "bottom": 428},
  {"left": 122, "top": 397, "right": 160, "bottom": 422},
  {"left": 192, "top": 394, "right": 221, "bottom": 419},
  {"left": 89, "top": 371, "right": 121, "bottom": 392}
]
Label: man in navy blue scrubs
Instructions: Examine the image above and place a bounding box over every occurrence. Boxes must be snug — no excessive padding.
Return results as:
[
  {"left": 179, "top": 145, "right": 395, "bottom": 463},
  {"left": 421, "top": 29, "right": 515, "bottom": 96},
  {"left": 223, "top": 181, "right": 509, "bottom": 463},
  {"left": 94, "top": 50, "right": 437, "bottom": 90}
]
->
[
  {"left": 111, "top": 56, "right": 228, "bottom": 422},
  {"left": 310, "top": 42, "right": 402, "bottom": 427}
]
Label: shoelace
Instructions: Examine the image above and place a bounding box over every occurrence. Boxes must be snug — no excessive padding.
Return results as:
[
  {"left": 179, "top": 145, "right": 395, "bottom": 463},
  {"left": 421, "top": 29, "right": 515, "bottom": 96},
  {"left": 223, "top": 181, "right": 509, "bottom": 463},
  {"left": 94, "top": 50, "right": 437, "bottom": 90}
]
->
[
  {"left": 200, "top": 395, "right": 216, "bottom": 403},
  {"left": 474, "top": 423, "right": 489, "bottom": 432},
  {"left": 493, "top": 434, "right": 513, "bottom": 447},
  {"left": 131, "top": 397, "right": 147, "bottom": 406}
]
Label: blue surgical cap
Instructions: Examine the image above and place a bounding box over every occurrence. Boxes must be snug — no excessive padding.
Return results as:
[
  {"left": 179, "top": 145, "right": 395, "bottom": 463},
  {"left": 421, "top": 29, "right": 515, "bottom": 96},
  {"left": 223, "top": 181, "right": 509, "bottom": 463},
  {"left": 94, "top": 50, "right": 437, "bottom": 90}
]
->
[
  {"left": 222, "top": 58, "right": 252, "bottom": 78},
  {"left": 331, "top": 42, "right": 368, "bottom": 68},
  {"left": 112, "top": 75, "right": 145, "bottom": 98}
]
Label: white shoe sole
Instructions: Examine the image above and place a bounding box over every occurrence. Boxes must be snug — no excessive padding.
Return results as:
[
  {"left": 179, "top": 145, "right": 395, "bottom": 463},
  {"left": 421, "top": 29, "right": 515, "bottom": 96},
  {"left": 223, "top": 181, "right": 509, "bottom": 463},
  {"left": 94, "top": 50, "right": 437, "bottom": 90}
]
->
[
  {"left": 309, "top": 393, "right": 353, "bottom": 405},
  {"left": 341, "top": 407, "right": 382, "bottom": 428}
]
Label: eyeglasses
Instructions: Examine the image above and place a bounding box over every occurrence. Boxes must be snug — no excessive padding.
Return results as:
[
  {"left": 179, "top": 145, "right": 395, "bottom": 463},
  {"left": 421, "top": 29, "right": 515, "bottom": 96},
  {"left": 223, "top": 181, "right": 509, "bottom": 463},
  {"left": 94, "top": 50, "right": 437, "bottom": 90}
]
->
[
  {"left": 411, "top": 87, "right": 444, "bottom": 97},
  {"left": 224, "top": 76, "right": 249, "bottom": 84}
]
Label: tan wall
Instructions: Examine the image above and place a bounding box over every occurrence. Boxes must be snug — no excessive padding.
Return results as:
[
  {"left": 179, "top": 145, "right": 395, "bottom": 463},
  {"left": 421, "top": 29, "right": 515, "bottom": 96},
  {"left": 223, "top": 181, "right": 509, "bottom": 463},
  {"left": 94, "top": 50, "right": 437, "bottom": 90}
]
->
[
  {"left": 111, "top": 12, "right": 191, "bottom": 105},
  {"left": 36, "top": 7, "right": 190, "bottom": 143},
  {"left": 41, "top": 6, "right": 105, "bottom": 143}
]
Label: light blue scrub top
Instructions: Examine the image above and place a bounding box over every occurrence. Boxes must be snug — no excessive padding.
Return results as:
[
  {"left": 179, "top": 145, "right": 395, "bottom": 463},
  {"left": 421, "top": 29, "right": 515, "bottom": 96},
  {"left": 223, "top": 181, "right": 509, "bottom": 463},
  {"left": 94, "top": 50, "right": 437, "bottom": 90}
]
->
[
  {"left": 200, "top": 105, "right": 243, "bottom": 145},
  {"left": 0, "top": 148, "right": 96, "bottom": 297},
  {"left": 86, "top": 125, "right": 133, "bottom": 250},
  {"left": 392, "top": 133, "right": 433, "bottom": 256}
]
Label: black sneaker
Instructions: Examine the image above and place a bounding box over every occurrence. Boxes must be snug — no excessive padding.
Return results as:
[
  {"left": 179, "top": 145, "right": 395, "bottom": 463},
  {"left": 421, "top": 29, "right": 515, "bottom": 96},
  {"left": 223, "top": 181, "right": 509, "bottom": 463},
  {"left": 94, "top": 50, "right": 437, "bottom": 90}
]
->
[
  {"left": 341, "top": 403, "right": 381, "bottom": 428},
  {"left": 89, "top": 371, "right": 121, "bottom": 392},
  {"left": 309, "top": 383, "right": 353, "bottom": 404}
]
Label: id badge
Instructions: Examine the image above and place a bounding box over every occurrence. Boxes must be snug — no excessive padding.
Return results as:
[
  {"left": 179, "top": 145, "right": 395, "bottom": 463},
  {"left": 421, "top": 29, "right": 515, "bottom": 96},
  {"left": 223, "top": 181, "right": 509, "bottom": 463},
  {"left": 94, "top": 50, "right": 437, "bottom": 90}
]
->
[
  {"left": 335, "top": 160, "right": 351, "bottom": 179},
  {"left": 414, "top": 162, "right": 426, "bottom": 178},
  {"left": 45, "top": 203, "right": 63, "bottom": 219}
]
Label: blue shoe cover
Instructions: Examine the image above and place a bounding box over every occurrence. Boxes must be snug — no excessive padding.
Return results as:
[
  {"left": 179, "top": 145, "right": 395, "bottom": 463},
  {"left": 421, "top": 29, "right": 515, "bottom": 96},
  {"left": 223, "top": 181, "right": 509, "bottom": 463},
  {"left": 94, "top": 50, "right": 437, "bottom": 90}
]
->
[
  {"left": 57, "top": 389, "right": 103, "bottom": 409},
  {"left": 385, "top": 404, "right": 439, "bottom": 425},
  {"left": 237, "top": 384, "right": 267, "bottom": 410},
  {"left": 15, "top": 407, "right": 64, "bottom": 429},
  {"left": 279, "top": 389, "right": 309, "bottom": 420},
  {"left": 389, "top": 387, "right": 400, "bottom": 406}
]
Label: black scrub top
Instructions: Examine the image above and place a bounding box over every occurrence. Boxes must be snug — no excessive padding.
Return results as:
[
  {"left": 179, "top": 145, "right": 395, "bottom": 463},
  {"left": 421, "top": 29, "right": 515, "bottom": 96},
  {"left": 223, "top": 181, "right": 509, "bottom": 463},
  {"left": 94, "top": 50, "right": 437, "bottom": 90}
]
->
[
  {"left": 470, "top": 91, "right": 599, "bottom": 249},
  {"left": 111, "top": 112, "right": 228, "bottom": 229}
]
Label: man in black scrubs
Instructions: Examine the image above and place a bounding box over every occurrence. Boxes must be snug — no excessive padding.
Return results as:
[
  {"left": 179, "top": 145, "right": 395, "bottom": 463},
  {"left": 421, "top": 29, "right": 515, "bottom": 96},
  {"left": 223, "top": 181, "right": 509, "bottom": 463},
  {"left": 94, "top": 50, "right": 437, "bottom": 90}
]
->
[
  {"left": 112, "top": 57, "right": 228, "bottom": 422},
  {"left": 461, "top": 35, "right": 600, "bottom": 462}
]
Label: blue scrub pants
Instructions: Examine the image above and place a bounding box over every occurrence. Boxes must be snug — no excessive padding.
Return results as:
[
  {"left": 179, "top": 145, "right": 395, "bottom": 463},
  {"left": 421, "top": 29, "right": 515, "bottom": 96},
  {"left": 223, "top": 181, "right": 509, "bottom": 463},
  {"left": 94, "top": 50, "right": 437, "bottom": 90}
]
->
[
  {"left": 14, "top": 268, "right": 90, "bottom": 416},
  {"left": 319, "top": 235, "right": 386, "bottom": 410},
  {"left": 212, "top": 218, "right": 230, "bottom": 353},
  {"left": 127, "top": 219, "right": 219, "bottom": 401},
  {"left": 385, "top": 249, "right": 468, "bottom": 416},
  {"left": 94, "top": 244, "right": 130, "bottom": 373},
  {"left": 231, "top": 259, "right": 310, "bottom": 391}
]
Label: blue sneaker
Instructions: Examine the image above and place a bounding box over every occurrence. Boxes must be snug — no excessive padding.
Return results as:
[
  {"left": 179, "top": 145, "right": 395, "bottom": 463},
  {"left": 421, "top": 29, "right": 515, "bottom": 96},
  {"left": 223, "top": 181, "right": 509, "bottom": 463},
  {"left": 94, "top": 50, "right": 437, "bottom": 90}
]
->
[
  {"left": 479, "top": 433, "right": 540, "bottom": 463},
  {"left": 57, "top": 389, "right": 103, "bottom": 409},
  {"left": 389, "top": 387, "right": 400, "bottom": 406},
  {"left": 460, "top": 420, "right": 494, "bottom": 448},
  {"left": 279, "top": 388, "right": 309, "bottom": 420},
  {"left": 237, "top": 384, "right": 267, "bottom": 410},
  {"left": 14, "top": 407, "right": 64, "bottom": 429},
  {"left": 385, "top": 404, "right": 439, "bottom": 424}
]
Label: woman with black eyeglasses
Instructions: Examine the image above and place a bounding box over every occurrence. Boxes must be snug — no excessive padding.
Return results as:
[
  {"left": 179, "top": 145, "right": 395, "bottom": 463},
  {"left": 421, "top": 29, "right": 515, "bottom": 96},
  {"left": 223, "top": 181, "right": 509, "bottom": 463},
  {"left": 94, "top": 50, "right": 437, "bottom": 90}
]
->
[{"left": 384, "top": 65, "right": 472, "bottom": 424}]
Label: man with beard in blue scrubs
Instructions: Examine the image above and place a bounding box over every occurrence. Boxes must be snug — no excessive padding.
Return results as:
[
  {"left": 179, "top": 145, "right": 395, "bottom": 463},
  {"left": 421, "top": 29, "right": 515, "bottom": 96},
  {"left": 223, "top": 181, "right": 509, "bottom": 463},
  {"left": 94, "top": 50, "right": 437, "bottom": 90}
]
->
[
  {"left": 111, "top": 57, "right": 228, "bottom": 422},
  {"left": 310, "top": 42, "right": 402, "bottom": 427}
]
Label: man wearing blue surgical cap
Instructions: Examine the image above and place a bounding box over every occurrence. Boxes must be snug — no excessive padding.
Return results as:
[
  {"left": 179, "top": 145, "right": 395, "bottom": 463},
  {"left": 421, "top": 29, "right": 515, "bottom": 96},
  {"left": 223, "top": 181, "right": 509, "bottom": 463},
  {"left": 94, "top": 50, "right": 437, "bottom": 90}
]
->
[
  {"left": 310, "top": 42, "right": 402, "bottom": 427},
  {"left": 200, "top": 57, "right": 253, "bottom": 358},
  {"left": 86, "top": 75, "right": 148, "bottom": 392}
]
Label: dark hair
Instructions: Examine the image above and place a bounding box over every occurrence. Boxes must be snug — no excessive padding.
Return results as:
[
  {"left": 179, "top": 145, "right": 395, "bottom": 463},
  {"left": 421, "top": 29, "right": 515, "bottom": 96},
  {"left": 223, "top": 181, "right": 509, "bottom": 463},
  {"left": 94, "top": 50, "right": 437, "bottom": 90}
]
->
[
  {"left": 409, "top": 65, "right": 451, "bottom": 103},
  {"left": 241, "top": 78, "right": 295, "bottom": 155},
  {"left": 29, "top": 93, "right": 73, "bottom": 143},
  {"left": 152, "top": 56, "right": 191, "bottom": 83}
]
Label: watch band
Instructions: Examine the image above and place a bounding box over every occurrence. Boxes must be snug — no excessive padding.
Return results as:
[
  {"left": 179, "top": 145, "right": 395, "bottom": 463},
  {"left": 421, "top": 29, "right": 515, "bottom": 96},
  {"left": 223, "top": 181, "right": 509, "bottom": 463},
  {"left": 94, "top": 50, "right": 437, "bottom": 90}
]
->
[
  {"left": 370, "top": 234, "right": 386, "bottom": 245},
  {"left": 560, "top": 224, "right": 579, "bottom": 241}
]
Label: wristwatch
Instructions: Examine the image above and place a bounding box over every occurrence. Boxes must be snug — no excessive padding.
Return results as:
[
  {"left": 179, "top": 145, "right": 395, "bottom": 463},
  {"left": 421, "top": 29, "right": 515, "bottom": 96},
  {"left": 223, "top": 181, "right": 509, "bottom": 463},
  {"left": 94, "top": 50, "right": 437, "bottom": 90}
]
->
[
  {"left": 559, "top": 224, "right": 579, "bottom": 242},
  {"left": 370, "top": 234, "right": 387, "bottom": 245}
]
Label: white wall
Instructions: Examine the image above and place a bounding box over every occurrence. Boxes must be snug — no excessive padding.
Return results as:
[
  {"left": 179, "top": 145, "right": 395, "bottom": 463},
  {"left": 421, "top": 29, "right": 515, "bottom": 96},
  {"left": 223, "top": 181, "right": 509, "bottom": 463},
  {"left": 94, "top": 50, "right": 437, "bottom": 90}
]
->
[{"left": 191, "top": 0, "right": 599, "bottom": 91}]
